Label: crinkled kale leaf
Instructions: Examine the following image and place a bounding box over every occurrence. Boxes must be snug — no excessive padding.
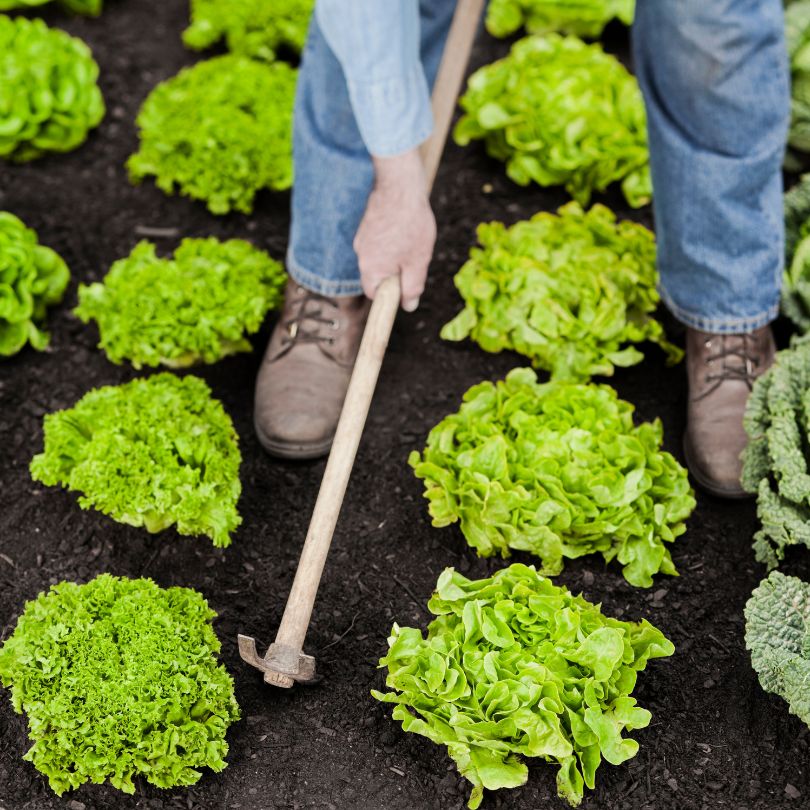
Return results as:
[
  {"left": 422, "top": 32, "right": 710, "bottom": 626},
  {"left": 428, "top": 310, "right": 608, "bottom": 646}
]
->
[
  {"left": 486, "top": 0, "right": 634, "bottom": 39},
  {"left": 454, "top": 34, "right": 650, "bottom": 207},
  {"left": 0, "top": 15, "right": 105, "bottom": 161},
  {"left": 75, "top": 238, "right": 287, "bottom": 368},
  {"left": 442, "top": 203, "right": 681, "bottom": 381},
  {"left": 184, "top": 0, "right": 313, "bottom": 61},
  {"left": 373, "top": 564, "right": 674, "bottom": 808},
  {"left": 128, "top": 55, "right": 296, "bottom": 215},
  {"left": 0, "top": 574, "right": 240, "bottom": 795},
  {"left": 0, "top": 212, "right": 70, "bottom": 356},
  {"left": 745, "top": 570, "right": 810, "bottom": 726},
  {"left": 30, "top": 374, "right": 242, "bottom": 546},
  {"left": 410, "top": 368, "right": 695, "bottom": 588},
  {"left": 741, "top": 339, "right": 810, "bottom": 567}
]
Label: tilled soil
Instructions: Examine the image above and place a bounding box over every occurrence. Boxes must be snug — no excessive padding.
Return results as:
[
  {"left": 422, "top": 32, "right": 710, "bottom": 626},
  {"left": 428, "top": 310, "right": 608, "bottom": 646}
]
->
[{"left": 1, "top": 3, "right": 809, "bottom": 809}]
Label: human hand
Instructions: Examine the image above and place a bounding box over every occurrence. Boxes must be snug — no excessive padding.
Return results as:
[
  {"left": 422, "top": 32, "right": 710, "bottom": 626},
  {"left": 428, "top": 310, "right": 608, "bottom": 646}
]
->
[{"left": 353, "top": 148, "right": 436, "bottom": 312}]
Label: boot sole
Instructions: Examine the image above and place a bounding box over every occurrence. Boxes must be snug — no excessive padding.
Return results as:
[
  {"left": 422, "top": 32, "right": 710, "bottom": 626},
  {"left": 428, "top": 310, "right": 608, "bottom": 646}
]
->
[
  {"left": 254, "top": 417, "right": 334, "bottom": 461},
  {"left": 682, "top": 434, "right": 754, "bottom": 501}
]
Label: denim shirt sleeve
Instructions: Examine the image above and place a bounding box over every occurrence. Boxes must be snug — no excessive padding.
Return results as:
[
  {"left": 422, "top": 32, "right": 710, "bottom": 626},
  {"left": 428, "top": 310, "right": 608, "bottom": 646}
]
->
[{"left": 315, "top": 0, "right": 434, "bottom": 157}]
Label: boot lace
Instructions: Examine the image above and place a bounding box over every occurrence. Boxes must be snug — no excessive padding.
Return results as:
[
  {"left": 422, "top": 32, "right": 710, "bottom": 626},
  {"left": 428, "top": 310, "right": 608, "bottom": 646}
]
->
[
  {"left": 696, "top": 333, "right": 762, "bottom": 400},
  {"left": 279, "top": 287, "right": 340, "bottom": 354}
]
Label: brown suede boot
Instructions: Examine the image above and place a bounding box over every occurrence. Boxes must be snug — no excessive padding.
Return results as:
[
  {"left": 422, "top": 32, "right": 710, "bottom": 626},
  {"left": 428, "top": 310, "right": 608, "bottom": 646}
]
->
[
  {"left": 254, "top": 280, "right": 370, "bottom": 459},
  {"left": 683, "top": 326, "right": 775, "bottom": 498}
]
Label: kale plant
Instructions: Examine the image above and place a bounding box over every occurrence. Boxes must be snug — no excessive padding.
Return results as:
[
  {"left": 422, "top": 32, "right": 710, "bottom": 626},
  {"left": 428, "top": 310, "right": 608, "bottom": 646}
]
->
[
  {"left": 742, "top": 339, "right": 810, "bottom": 567},
  {"left": 745, "top": 570, "right": 810, "bottom": 726},
  {"left": 486, "top": 0, "right": 634, "bottom": 39},
  {"left": 410, "top": 368, "right": 695, "bottom": 588},
  {"left": 184, "top": 0, "right": 313, "bottom": 61},
  {"left": 75, "top": 238, "right": 287, "bottom": 368},
  {"left": 30, "top": 374, "right": 242, "bottom": 546},
  {"left": 0, "top": 574, "right": 240, "bottom": 795},
  {"left": 442, "top": 203, "right": 681, "bottom": 381},
  {"left": 0, "top": 212, "right": 70, "bottom": 356},
  {"left": 128, "top": 55, "right": 296, "bottom": 214},
  {"left": 373, "top": 564, "right": 674, "bottom": 808},
  {"left": 0, "top": 15, "right": 105, "bottom": 161},
  {"left": 454, "top": 34, "right": 650, "bottom": 207}
]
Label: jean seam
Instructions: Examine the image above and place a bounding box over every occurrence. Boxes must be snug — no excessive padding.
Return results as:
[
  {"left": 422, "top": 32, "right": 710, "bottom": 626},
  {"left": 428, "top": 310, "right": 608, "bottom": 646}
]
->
[
  {"left": 286, "top": 245, "right": 364, "bottom": 297},
  {"left": 658, "top": 285, "right": 779, "bottom": 333}
]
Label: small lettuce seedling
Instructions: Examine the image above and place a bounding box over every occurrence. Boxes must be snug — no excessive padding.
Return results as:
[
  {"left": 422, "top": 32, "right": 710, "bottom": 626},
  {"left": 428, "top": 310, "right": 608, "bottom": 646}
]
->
[
  {"left": 374, "top": 564, "right": 674, "bottom": 807},
  {"left": 76, "top": 238, "right": 287, "bottom": 368},
  {"left": 0, "top": 574, "right": 241, "bottom": 795},
  {"left": 0, "top": 212, "right": 70, "bottom": 356},
  {"left": 0, "top": 15, "right": 105, "bottom": 161},
  {"left": 30, "top": 374, "right": 242, "bottom": 546}
]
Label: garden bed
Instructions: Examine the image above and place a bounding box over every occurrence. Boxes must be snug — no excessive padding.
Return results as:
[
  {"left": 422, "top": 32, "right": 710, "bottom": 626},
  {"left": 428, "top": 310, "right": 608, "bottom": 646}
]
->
[{"left": 1, "top": 2, "right": 809, "bottom": 809}]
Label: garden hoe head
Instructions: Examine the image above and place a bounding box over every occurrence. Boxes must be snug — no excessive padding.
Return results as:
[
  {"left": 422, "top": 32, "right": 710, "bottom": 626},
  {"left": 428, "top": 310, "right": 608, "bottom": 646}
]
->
[{"left": 238, "top": 0, "right": 485, "bottom": 689}]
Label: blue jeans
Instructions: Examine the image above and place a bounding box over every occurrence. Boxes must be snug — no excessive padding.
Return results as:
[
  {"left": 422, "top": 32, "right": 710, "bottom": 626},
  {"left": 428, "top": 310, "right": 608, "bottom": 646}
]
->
[{"left": 289, "top": 0, "right": 790, "bottom": 333}]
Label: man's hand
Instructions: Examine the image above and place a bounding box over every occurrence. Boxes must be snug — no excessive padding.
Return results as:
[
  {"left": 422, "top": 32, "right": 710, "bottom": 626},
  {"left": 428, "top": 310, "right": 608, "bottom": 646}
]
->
[{"left": 354, "top": 148, "right": 436, "bottom": 312}]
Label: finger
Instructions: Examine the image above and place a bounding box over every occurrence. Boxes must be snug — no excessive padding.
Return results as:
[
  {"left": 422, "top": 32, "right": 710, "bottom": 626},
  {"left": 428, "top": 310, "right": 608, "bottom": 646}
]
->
[
  {"left": 359, "top": 263, "right": 392, "bottom": 300},
  {"left": 400, "top": 261, "right": 428, "bottom": 312}
]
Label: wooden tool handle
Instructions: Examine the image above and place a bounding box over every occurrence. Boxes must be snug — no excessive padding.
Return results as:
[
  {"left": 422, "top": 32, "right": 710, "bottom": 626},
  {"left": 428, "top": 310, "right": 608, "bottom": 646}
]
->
[{"left": 272, "top": 0, "right": 485, "bottom": 665}]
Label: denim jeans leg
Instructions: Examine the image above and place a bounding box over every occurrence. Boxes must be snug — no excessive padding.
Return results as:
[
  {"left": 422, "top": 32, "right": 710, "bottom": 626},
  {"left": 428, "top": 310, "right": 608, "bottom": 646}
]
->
[
  {"left": 287, "top": 2, "right": 457, "bottom": 297},
  {"left": 633, "top": 0, "right": 790, "bottom": 334}
]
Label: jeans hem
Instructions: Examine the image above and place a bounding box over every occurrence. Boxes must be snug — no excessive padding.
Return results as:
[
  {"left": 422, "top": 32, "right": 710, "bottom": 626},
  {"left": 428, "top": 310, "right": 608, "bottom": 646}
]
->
[
  {"left": 286, "top": 245, "right": 364, "bottom": 297},
  {"left": 659, "top": 287, "right": 780, "bottom": 334}
]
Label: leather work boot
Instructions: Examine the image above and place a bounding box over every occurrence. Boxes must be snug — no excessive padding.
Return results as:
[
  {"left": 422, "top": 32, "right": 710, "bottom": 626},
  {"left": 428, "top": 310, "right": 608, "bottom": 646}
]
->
[
  {"left": 254, "top": 280, "right": 370, "bottom": 459},
  {"left": 683, "top": 326, "right": 776, "bottom": 498}
]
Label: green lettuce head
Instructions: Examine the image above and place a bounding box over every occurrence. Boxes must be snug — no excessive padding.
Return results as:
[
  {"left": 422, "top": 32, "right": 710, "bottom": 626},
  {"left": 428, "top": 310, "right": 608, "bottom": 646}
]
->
[
  {"left": 410, "top": 368, "right": 695, "bottom": 587},
  {"left": 486, "top": 0, "right": 634, "bottom": 39},
  {"left": 0, "top": 212, "right": 70, "bottom": 356},
  {"left": 0, "top": 574, "right": 241, "bottom": 795},
  {"left": 373, "top": 564, "right": 674, "bottom": 807},
  {"left": 454, "top": 34, "right": 650, "bottom": 207}
]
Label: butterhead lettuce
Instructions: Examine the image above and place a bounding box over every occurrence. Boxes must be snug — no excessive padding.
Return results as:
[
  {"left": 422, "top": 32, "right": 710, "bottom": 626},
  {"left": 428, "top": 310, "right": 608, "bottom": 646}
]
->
[{"left": 486, "top": 0, "right": 634, "bottom": 38}]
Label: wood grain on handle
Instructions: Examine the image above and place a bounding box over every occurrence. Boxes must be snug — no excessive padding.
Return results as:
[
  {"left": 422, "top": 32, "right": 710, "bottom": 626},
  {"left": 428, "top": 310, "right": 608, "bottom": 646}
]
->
[{"left": 272, "top": 0, "right": 484, "bottom": 659}]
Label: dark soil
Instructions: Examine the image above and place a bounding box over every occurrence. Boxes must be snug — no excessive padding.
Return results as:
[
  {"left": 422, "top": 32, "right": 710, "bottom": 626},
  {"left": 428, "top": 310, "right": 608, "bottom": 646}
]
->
[{"left": 1, "top": 3, "right": 808, "bottom": 810}]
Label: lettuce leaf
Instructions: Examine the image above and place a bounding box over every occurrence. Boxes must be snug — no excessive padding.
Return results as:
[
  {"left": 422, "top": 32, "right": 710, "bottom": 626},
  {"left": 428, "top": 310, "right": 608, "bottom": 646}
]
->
[
  {"left": 30, "top": 373, "right": 242, "bottom": 546},
  {"left": 410, "top": 368, "right": 695, "bottom": 587},
  {"left": 486, "top": 0, "right": 634, "bottom": 39},
  {"left": 454, "top": 34, "right": 650, "bottom": 208},
  {"left": 184, "top": 0, "right": 313, "bottom": 61},
  {"left": 0, "top": 212, "right": 70, "bottom": 356},
  {"left": 0, "top": 574, "right": 240, "bottom": 795},
  {"left": 0, "top": 15, "right": 105, "bottom": 162},
  {"left": 373, "top": 564, "right": 674, "bottom": 807},
  {"left": 0, "top": 0, "right": 102, "bottom": 13},
  {"left": 128, "top": 55, "right": 296, "bottom": 215},
  {"left": 441, "top": 203, "right": 681, "bottom": 381},
  {"left": 75, "top": 238, "right": 287, "bottom": 368}
]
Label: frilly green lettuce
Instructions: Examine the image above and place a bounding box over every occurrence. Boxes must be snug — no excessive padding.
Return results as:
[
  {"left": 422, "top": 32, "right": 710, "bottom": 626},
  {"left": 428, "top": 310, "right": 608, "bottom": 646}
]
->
[
  {"left": 0, "top": 212, "right": 70, "bottom": 356},
  {"left": 373, "top": 564, "right": 674, "bottom": 807},
  {"left": 441, "top": 203, "right": 681, "bottom": 381},
  {"left": 184, "top": 0, "right": 313, "bottom": 61},
  {"left": 0, "top": 574, "right": 240, "bottom": 795},
  {"left": 30, "top": 373, "right": 242, "bottom": 546},
  {"left": 75, "top": 238, "right": 287, "bottom": 368},
  {"left": 0, "top": 15, "right": 105, "bottom": 161},
  {"left": 0, "top": 0, "right": 102, "bottom": 13},
  {"left": 128, "top": 55, "right": 296, "bottom": 215},
  {"left": 486, "top": 0, "right": 634, "bottom": 39},
  {"left": 410, "top": 368, "right": 695, "bottom": 587},
  {"left": 454, "top": 34, "right": 650, "bottom": 207}
]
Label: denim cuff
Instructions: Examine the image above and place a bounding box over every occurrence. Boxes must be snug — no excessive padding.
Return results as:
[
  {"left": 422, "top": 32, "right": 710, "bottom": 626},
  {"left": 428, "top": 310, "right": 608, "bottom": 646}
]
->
[
  {"left": 286, "top": 245, "right": 364, "bottom": 298},
  {"left": 659, "top": 285, "right": 780, "bottom": 334}
]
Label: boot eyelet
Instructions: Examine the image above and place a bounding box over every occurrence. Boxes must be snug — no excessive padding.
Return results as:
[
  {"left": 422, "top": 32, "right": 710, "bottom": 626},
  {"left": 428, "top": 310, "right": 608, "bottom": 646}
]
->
[
  {"left": 330, "top": 320, "right": 339, "bottom": 330},
  {"left": 328, "top": 337, "right": 335, "bottom": 345}
]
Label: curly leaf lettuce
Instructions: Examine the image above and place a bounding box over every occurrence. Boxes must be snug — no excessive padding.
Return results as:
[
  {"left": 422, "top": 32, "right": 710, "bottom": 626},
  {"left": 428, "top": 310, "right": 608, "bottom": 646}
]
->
[
  {"left": 785, "top": 1, "right": 810, "bottom": 170},
  {"left": 373, "top": 564, "right": 674, "bottom": 808},
  {"left": 30, "top": 373, "right": 242, "bottom": 546},
  {"left": 741, "top": 339, "right": 810, "bottom": 567},
  {"left": 0, "top": 0, "right": 102, "bottom": 13},
  {"left": 410, "top": 368, "right": 695, "bottom": 587},
  {"left": 454, "top": 34, "right": 650, "bottom": 207},
  {"left": 128, "top": 55, "right": 296, "bottom": 215},
  {"left": 184, "top": 0, "right": 313, "bottom": 61},
  {"left": 75, "top": 238, "right": 287, "bottom": 368},
  {"left": 0, "top": 15, "right": 104, "bottom": 161},
  {"left": 745, "top": 570, "right": 810, "bottom": 726},
  {"left": 0, "top": 212, "right": 70, "bottom": 356},
  {"left": 486, "top": 0, "right": 634, "bottom": 39},
  {"left": 0, "top": 574, "right": 240, "bottom": 795},
  {"left": 442, "top": 203, "right": 681, "bottom": 381}
]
